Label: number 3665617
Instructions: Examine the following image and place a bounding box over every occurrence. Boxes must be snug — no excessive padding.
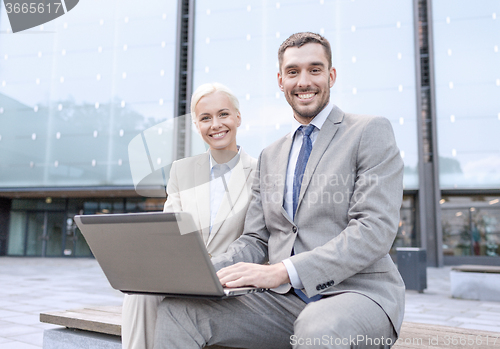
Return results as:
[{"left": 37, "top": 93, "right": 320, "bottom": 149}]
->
[{"left": 5, "top": 2, "right": 62, "bottom": 14}]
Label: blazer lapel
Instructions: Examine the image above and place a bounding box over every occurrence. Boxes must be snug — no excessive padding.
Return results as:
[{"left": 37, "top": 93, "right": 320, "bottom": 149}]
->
[
  {"left": 278, "top": 136, "right": 294, "bottom": 225},
  {"left": 206, "top": 151, "right": 252, "bottom": 247},
  {"left": 297, "top": 106, "right": 344, "bottom": 212},
  {"left": 195, "top": 153, "right": 211, "bottom": 245}
]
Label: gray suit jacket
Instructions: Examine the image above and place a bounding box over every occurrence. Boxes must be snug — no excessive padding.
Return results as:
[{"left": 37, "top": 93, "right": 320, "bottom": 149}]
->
[
  {"left": 212, "top": 106, "right": 405, "bottom": 335},
  {"left": 164, "top": 149, "right": 257, "bottom": 256}
]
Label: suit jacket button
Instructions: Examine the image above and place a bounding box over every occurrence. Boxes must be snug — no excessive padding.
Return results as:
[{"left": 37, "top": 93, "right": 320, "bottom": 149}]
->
[
  {"left": 316, "top": 285, "right": 321, "bottom": 291},
  {"left": 292, "top": 226, "right": 297, "bottom": 233},
  {"left": 321, "top": 284, "right": 327, "bottom": 289}
]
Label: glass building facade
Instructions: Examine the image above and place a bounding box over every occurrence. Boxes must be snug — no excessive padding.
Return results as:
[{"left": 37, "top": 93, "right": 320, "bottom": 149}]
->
[
  {"left": 433, "top": 0, "right": 500, "bottom": 189},
  {"left": 0, "top": 0, "right": 498, "bottom": 264},
  {"left": 432, "top": 0, "right": 500, "bottom": 259},
  {"left": 192, "top": 0, "right": 419, "bottom": 189},
  {"left": 0, "top": 0, "right": 177, "bottom": 187}
]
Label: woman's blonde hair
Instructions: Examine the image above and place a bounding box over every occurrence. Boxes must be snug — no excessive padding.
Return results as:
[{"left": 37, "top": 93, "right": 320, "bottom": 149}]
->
[{"left": 190, "top": 83, "right": 240, "bottom": 123}]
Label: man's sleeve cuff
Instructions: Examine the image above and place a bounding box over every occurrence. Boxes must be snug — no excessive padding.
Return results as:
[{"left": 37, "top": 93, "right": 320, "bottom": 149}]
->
[{"left": 282, "top": 258, "right": 304, "bottom": 289}]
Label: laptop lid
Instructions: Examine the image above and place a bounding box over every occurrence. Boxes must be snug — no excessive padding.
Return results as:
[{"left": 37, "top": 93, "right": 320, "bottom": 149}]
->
[{"left": 74, "top": 211, "right": 229, "bottom": 297}]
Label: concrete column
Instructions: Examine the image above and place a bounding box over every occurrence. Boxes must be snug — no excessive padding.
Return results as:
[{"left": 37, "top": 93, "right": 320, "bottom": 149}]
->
[{"left": 413, "top": 0, "right": 443, "bottom": 267}]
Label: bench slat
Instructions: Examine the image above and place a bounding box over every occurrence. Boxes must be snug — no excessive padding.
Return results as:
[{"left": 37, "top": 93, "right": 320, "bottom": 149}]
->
[
  {"left": 395, "top": 322, "right": 499, "bottom": 349},
  {"left": 452, "top": 265, "right": 500, "bottom": 273},
  {"left": 41, "top": 306, "right": 500, "bottom": 348},
  {"left": 67, "top": 306, "right": 122, "bottom": 316},
  {"left": 40, "top": 308, "right": 122, "bottom": 336}
]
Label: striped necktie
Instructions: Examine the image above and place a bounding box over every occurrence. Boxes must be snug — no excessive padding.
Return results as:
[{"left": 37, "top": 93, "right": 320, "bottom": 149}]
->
[
  {"left": 292, "top": 124, "right": 315, "bottom": 219},
  {"left": 291, "top": 124, "right": 322, "bottom": 303}
]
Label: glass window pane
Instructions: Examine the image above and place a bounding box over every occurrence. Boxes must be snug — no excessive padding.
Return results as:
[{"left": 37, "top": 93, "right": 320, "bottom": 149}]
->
[
  {"left": 83, "top": 201, "right": 99, "bottom": 215},
  {"left": 192, "top": 0, "right": 419, "bottom": 189},
  {"left": 25, "top": 212, "right": 44, "bottom": 256},
  {"left": 392, "top": 195, "right": 417, "bottom": 252},
  {"left": 68, "top": 198, "right": 85, "bottom": 215},
  {"left": 433, "top": 0, "right": 500, "bottom": 188},
  {"left": 143, "top": 198, "right": 165, "bottom": 211},
  {"left": 0, "top": 0, "right": 177, "bottom": 188},
  {"left": 125, "top": 197, "right": 164, "bottom": 212},
  {"left": 100, "top": 201, "right": 113, "bottom": 214},
  {"left": 74, "top": 227, "right": 92, "bottom": 257},
  {"left": 125, "top": 198, "right": 140, "bottom": 212},
  {"left": 7, "top": 211, "right": 26, "bottom": 255},
  {"left": 45, "top": 212, "right": 65, "bottom": 257},
  {"left": 441, "top": 195, "right": 500, "bottom": 256},
  {"left": 113, "top": 200, "right": 125, "bottom": 213}
]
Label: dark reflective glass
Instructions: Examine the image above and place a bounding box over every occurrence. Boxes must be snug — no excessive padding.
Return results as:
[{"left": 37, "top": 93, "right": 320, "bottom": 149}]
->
[
  {"left": 392, "top": 195, "right": 417, "bottom": 252},
  {"left": 441, "top": 195, "right": 500, "bottom": 257}
]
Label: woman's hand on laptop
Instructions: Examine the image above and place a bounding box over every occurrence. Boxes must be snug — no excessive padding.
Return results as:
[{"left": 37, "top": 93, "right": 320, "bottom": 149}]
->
[{"left": 217, "top": 262, "right": 290, "bottom": 289}]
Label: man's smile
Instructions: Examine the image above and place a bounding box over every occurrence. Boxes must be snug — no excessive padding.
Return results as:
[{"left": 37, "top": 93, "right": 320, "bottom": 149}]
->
[{"left": 296, "top": 92, "right": 317, "bottom": 101}]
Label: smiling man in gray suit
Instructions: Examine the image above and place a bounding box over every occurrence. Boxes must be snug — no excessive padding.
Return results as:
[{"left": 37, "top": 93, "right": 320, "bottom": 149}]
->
[{"left": 154, "top": 32, "right": 405, "bottom": 349}]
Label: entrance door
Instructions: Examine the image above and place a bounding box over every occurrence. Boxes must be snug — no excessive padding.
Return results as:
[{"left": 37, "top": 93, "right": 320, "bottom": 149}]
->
[
  {"left": 24, "top": 211, "right": 66, "bottom": 257},
  {"left": 25, "top": 212, "right": 45, "bottom": 256},
  {"left": 45, "top": 212, "right": 66, "bottom": 257}
]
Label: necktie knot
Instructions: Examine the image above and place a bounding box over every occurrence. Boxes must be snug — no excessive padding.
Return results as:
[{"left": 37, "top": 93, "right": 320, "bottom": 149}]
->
[{"left": 301, "top": 124, "right": 315, "bottom": 138}]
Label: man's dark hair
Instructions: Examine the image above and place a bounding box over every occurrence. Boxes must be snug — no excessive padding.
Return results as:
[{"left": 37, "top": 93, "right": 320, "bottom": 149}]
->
[{"left": 278, "top": 32, "right": 332, "bottom": 72}]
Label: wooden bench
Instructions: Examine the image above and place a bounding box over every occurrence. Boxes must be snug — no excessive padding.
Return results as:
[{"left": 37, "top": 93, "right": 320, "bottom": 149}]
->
[
  {"left": 40, "top": 306, "right": 235, "bottom": 349},
  {"left": 451, "top": 265, "right": 500, "bottom": 302},
  {"left": 41, "top": 306, "right": 122, "bottom": 349},
  {"left": 40, "top": 306, "right": 499, "bottom": 349}
]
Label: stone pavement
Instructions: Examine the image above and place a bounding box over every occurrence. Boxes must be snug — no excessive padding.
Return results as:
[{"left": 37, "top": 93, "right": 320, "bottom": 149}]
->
[
  {"left": 0, "top": 257, "right": 499, "bottom": 348},
  {"left": 0, "top": 257, "right": 123, "bottom": 349}
]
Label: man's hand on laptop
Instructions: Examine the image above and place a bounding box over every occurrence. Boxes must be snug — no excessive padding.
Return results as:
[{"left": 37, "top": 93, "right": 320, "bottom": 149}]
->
[{"left": 217, "top": 262, "right": 290, "bottom": 289}]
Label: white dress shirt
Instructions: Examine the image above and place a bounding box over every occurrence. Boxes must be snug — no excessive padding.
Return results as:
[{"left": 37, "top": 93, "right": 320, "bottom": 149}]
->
[
  {"left": 209, "top": 147, "right": 241, "bottom": 234},
  {"left": 282, "top": 102, "right": 334, "bottom": 289}
]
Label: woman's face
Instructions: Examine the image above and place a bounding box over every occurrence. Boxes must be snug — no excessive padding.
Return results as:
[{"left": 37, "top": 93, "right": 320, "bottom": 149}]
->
[{"left": 194, "top": 91, "right": 241, "bottom": 152}]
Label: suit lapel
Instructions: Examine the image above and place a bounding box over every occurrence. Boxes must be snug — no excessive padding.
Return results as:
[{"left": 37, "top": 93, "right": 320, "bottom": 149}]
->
[
  {"left": 195, "top": 153, "right": 211, "bottom": 245},
  {"left": 206, "top": 152, "right": 252, "bottom": 247},
  {"left": 297, "top": 106, "right": 344, "bottom": 212},
  {"left": 278, "top": 136, "right": 294, "bottom": 224}
]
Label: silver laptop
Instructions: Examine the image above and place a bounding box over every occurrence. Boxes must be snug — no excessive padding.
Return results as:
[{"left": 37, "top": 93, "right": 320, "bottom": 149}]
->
[{"left": 74, "top": 211, "right": 266, "bottom": 299}]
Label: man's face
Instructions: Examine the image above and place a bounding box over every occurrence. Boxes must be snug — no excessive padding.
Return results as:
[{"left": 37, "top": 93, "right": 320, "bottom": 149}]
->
[{"left": 278, "top": 43, "right": 336, "bottom": 124}]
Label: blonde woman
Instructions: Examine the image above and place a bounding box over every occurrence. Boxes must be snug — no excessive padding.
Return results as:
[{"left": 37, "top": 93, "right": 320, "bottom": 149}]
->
[{"left": 122, "top": 83, "right": 257, "bottom": 349}]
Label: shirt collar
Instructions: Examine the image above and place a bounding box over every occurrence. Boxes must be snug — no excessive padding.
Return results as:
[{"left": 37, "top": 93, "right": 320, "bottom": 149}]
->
[
  {"left": 209, "top": 146, "right": 241, "bottom": 171},
  {"left": 290, "top": 102, "right": 334, "bottom": 138}
]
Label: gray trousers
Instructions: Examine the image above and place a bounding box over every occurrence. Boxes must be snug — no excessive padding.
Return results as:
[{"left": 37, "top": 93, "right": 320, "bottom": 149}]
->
[{"left": 153, "top": 291, "right": 397, "bottom": 349}]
